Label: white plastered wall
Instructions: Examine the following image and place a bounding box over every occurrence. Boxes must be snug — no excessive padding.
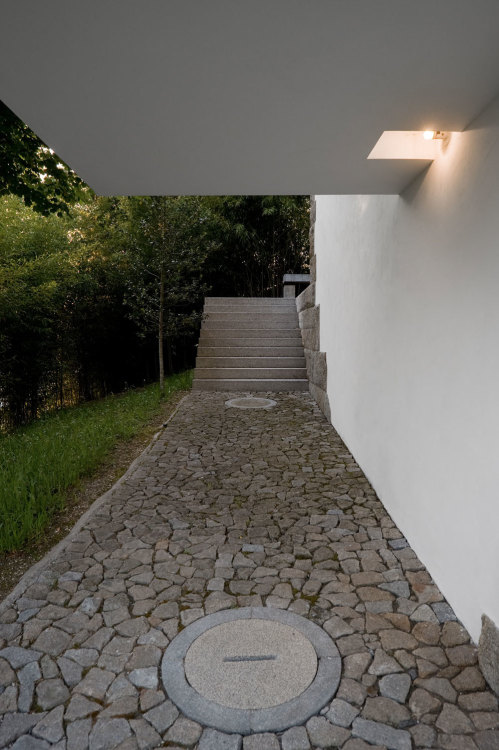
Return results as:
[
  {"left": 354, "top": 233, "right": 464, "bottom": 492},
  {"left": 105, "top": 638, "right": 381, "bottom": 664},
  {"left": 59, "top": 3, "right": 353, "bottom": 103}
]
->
[{"left": 315, "top": 95, "right": 499, "bottom": 643}]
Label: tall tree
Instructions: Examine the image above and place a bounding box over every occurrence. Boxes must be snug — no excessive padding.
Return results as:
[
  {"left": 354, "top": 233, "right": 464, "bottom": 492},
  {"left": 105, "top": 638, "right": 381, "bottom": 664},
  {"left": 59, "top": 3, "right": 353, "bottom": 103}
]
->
[{"left": 125, "top": 196, "right": 215, "bottom": 395}]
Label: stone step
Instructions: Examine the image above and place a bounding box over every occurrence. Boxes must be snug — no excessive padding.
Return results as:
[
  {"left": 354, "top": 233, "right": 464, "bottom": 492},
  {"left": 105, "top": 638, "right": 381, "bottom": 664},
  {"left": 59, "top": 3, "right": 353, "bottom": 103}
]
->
[
  {"left": 203, "top": 315, "right": 299, "bottom": 331},
  {"left": 199, "top": 339, "right": 302, "bottom": 350},
  {"left": 194, "top": 296, "right": 308, "bottom": 392},
  {"left": 200, "top": 329, "right": 302, "bottom": 340},
  {"left": 192, "top": 378, "right": 309, "bottom": 392},
  {"left": 195, "top": 367, "right": 307, "bottom": 379},
  {"left": 204, "top": 308, "right": 298, "bottom": 315},
  {"left": 203, "top": 309, "right": 298, "bottom": 326},
  {"left": 197, "top": 345, "right": 305, "bottom": 357},
  {"left": 203, "top": 321, "right": 298, "bottom": 331},
  {"left": 204, "top": 297, "right": 295, "bottom": 305},
  {"left": 196, "top": 356, "right": 306, "bottom": 368}
]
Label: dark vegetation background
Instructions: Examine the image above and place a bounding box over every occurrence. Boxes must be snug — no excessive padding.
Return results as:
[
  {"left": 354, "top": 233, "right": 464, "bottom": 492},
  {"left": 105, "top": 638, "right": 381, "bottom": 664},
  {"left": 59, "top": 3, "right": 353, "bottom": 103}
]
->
[{"left": 0, "top": 102, "right": 310, "bottom": 429}]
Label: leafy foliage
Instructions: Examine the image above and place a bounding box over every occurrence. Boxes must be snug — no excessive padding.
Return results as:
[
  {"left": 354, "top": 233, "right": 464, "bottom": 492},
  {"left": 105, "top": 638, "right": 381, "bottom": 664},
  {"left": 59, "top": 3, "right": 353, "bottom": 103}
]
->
[
  {"left": 0, "top": 100, "right": 88, "bottom": 216},
  {"left": 0, "top": 196, "right": 153, "bottom": 426},
  {"left": 205, "top": 195, "right": 310, "bottom": 297}
]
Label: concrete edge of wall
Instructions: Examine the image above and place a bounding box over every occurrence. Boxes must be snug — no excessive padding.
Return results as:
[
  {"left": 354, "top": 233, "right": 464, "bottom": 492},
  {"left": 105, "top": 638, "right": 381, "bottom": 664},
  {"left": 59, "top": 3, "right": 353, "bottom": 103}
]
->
[{"left": 296, "top": 196, "right": 331, "bottom": 423}]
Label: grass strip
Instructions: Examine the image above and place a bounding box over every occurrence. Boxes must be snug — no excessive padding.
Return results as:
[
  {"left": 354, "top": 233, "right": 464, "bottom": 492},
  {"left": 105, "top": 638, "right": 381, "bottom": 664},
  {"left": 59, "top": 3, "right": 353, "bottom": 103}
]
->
[{"left": 0, "top": 371, "right": 192, "bottom": 552}]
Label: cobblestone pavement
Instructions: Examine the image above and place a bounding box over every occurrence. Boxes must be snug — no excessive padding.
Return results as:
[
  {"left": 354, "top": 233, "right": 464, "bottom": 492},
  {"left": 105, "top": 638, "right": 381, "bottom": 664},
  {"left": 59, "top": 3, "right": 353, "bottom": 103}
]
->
[{"left": 0, "top": 392, "right": 497, "bottom": 750}]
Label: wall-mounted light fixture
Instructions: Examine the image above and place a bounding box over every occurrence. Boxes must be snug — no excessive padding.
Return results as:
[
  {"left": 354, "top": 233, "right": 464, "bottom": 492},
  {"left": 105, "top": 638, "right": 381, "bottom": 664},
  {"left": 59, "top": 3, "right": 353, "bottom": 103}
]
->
[{"left": 423, "top": 130, "right": 447, "bottom": 140}]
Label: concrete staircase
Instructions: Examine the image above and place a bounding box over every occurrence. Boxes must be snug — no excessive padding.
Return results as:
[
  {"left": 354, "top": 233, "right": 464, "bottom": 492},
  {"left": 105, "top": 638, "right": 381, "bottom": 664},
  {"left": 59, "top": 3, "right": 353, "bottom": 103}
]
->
[{"left": 193, "top": 297, "right": 309, "bottom": 391}]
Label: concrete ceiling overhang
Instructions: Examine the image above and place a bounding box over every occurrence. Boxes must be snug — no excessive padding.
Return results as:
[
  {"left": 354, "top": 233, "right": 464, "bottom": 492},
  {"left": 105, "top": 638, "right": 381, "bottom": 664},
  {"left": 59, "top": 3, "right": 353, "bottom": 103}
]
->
[{"left": 2, "top": 1, "right": 499, "bottom": 195}]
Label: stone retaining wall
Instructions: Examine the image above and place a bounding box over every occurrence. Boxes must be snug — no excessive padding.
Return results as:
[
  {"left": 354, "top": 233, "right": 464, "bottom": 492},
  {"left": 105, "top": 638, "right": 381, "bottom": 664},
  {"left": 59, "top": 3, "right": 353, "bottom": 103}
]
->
[{"left": 296, "top": 197, "right": 331, "bottom": 422}]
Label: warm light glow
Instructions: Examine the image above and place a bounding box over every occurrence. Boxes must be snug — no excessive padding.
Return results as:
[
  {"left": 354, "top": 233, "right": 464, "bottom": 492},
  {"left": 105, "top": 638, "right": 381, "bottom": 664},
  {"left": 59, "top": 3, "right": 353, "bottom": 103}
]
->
[
  {"left": 423, "top": 130, "right": 435, "bottom": 140},
  {"left": 368, "top": 131, "right": 441, "bottom": 160}
]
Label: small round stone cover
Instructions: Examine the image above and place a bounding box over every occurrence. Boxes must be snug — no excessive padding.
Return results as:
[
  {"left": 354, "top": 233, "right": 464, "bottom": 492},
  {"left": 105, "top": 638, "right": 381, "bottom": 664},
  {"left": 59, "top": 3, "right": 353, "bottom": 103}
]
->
[
  {"left": 184, "top": 618, "right": 317, "bottom": 709},
  {"left": 161, "top": 607, "right": 342, "bottom": 735},
  {"left": 225, "top": 397, "right": 277, "bottom": 409}
]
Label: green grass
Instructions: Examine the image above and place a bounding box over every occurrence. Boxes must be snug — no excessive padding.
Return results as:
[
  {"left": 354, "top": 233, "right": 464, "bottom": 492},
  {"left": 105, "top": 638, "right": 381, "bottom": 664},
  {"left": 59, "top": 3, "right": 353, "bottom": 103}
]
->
[{"left": 0, "top": 371, "right": 192, "bottom": 552}]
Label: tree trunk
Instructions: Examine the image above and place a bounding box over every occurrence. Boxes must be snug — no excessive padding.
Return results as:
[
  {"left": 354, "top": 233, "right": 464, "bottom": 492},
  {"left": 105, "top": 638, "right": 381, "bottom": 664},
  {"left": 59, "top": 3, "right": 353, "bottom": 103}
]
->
[
  {"left": 59, "top": 368, "right": 64, "bottom": 408},
  {"left": 158, "top": 266, "right": 165, "bottom": 398},
  {"left": 166, "top": 335, "right": 173, "bottom": 373}
]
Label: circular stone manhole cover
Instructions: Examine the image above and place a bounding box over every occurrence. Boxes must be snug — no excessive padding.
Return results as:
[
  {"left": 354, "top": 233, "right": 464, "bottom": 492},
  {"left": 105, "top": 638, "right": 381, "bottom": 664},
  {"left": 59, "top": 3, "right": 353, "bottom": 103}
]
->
[
  {"left": 185, "top": 618, "right": 317, "bottom": 709},
  {"left": 225, "top": 397, "right": 277, "bottom": 409},
  {"left": 161, "top": 607, "right": 341, "bottom": 734}
]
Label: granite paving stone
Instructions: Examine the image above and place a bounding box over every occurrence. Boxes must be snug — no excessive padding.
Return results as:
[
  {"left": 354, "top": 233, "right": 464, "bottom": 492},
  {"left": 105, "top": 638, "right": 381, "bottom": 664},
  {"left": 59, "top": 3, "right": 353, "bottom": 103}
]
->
[
  {"left": 352, "top": 717, "right": 411, "bottom": 750},
  {"left": 143, "top": 699, "right": 178, "bottom": 733},
  {"left": 75, "top": 667, "right": 114, "bottom": 700},
  {"left": 0, "top": 656, "right": 16, "bottom": 685},
  {"left": 10, "top": 737, "right": 50, "bottom": 750},
  {"left": 475, "top": 729, "right": 499, "bottom": 749},
  {"left": 281, "top": 725, "right": 311, "bottom": 750},
  {"left": 89, "top": 718, "right": 132, "bottom": 750},
  {"left": 409, "top": 723, "right": 436, "bottom": 748},
  {"left": 361, "top": 696, "right": 411, "bottom": 726},
  {"left": 32, "top": 706, "right": 65, "bottom": 744},
  {"left": 326, "top": 698, "right": 360, "bottom": 727},
  {"left": 65, "top": 694, "right": 101, "bottom": 721},
  {"left": 198, "top": 728, "right": 242, "bottom": 750},
  {"left": 409, "top": 686, "right": 441, "bottom": 718},
  {"left": 0, "top": 685, "right": 19, "bottom": 713},
  {"left": 436, "top": 703, "right": 475, "bottom": 733},
  {"left": 164, "top": 716, "right": 203, "bottom": 745},
  {"left": 378, "top": 673, "right": 411, "bottom": 704},
  {"left": 127, "top": 667, "right": 158, "bottom": 689},
  {"left": 67, "top": 718, "right": 92, "bottom": 750},
  {"left": 0, "top": 391, "right": 495, "bottom": 748},
  {"left": 57, "top": 656, "right": 83, "bottom": 687},
  {"left": 99, "top": 695, "right": 138, "bottom": 718},
  {"left": 18, "top": 661, "right": 41, "bottom": 712},
  {"left": 243, "top": 733, "right": 280, "bottom": 750},
  {"left": 32, "top": 627, "right": 72, "bottom": 656},
  {"left": 415, "top": 675, "right": 457, "bottom": 702},
  {"left": 342, "top": 741, "right": 384, "bottom": 750},
  {"left": 35, "top": 678, "right": 70, "bottom": 710},
  {"left": 0, "top": 714, "right": 42, "bottom": 747},
  {"left": 306, "top": 715, "right": 350, "bottom": 746}
]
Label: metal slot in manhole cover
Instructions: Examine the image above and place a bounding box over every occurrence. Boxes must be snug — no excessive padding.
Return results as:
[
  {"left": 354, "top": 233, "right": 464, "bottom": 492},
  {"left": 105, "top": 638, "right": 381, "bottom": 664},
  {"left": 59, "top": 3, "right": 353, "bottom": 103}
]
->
[
  {"left": 161, "top": 607, "right": 341, "bottom": 734},
  {"left": 225, "top": 397, "right": 277, "bottom": 409}
]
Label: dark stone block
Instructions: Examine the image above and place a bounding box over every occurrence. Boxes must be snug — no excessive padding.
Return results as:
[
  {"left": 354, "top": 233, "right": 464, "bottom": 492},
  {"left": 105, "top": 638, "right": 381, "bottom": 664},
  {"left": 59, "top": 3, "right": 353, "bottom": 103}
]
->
[
  {"left": 296, "top": 283, "right": 316, "bottom": 313},
  {"left": 305, "top": 350, "right": 327, "bottom": 389},
  {"left": 299, "top": 305, "right": 319, "bottom": 333},
  {"left": 309, "top": 383, "right": 331, "bottom": 423},
  {"left": 479, "top": 614, "right": 499, "bottom": 695}
]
